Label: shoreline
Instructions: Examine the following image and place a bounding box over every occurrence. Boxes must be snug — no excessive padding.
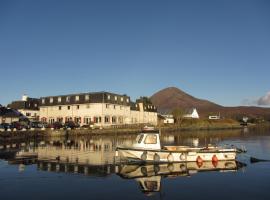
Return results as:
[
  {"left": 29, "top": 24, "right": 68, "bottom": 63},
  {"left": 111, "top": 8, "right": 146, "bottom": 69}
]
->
[
  {"left": 0, "top": 124, "right": 246, "bottom": 140},
  {"left": 1, "top": 121, "right": 269, "bottom": 141}
]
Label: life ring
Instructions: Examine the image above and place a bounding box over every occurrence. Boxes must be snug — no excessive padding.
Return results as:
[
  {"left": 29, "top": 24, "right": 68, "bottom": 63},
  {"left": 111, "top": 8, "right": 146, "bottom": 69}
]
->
[
  {"left": 141, "top": 151, "right": 147, "bottom": 161},
  {"left": 180, "top": 153, "right": 187, "bottom": 161},
  {"left": 180, "top": 163, "right": 187, "bottom": 171},
  {"left": 154, "top": 153, "right": 160, "bottom": 162},
  {"left": 154, "top": 165, "right": 160, "bottom": 174},
  {"left": 167, "top": 163, "right": 174, "bottom": 172},
  {"left": 141, "top": 166, "right": 147, "bottom": 176},
  {"left": 167, "top": 153, "right": 174, "bottom": 162}
]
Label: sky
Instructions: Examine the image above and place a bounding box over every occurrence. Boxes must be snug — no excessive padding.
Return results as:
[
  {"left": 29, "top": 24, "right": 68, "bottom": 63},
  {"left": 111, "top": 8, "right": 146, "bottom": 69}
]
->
[{"left": 0, "top": 0, "right": 270, "bottom": 106}]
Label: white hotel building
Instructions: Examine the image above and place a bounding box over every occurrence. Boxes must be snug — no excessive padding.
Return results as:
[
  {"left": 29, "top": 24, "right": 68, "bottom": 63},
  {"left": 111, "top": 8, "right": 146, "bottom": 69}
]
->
[{"left": 39, "top": 92, "right": 157, "bottom": 126}]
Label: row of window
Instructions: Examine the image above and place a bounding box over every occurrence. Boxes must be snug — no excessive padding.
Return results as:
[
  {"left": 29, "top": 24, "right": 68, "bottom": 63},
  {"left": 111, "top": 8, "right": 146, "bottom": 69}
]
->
[
  {"left": 43, "top": 116, "right": 128, "bottom": 124},
  {"left": 40, "top": 104, "right": 130, "bottom": 111},
  {"left": 41, "top": 95, "right": 130, "bottom": 104}
]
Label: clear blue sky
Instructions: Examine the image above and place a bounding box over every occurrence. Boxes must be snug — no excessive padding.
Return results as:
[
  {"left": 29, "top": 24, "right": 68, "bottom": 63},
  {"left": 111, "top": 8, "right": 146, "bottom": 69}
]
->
[{"left": 0, "top": 0, "right": 270, "bottom": 106}]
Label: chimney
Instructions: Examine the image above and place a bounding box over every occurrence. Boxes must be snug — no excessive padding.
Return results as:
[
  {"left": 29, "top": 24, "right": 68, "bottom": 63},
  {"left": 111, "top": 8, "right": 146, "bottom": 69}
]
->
[{"left": 22, "top": 94, "right": 28, "bottom": 101}]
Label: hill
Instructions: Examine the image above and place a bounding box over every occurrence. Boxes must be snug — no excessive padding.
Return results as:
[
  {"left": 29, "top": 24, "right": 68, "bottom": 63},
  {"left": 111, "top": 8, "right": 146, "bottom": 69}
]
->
[{"left": 150, "top": 87, "right": 270, "bottom": 119}]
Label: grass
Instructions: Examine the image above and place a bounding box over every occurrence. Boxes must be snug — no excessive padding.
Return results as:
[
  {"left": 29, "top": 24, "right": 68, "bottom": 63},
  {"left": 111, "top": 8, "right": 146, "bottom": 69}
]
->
[{"left": 160, "top": 118, "right": 242, "bottom": 131}]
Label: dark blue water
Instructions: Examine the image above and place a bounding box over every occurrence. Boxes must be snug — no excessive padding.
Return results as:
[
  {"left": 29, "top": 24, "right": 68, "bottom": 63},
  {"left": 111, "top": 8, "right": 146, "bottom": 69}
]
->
[{"left": 1, "top": 128, "right": 270, "bottom": 200}]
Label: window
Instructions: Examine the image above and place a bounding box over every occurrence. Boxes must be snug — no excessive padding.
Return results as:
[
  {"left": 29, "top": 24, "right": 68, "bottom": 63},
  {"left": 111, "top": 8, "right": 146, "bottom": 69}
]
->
[
  {"left": 86, "top": 104, "right": 90, "bottom": 109},
  {"left": 42, "top": 99, "right": 45, "bottom": 104},
  {"left": 84, "top": 117, "right": 91, "bottom": 125},
  {"left": 106, "top": 104, "right": 110, "bottom": 109},
  {"left": 114, "top": 96, "right": 117, "bottom": 101},
  {"left": 136, "top": 134, "right": 144, "bottom": 143},
  {"left": 59, "top": 106, "right": 61, "bottom": 110},
  {"left": 58, "top": 97, "right": 61, "bottom": 103},
  {"left": 26, "top": 113, "right": 31, "bottom": 117},
  {"left": 120, "top": 106, "right": 123, "bottom": 110},
  {"left": 113, "top": 105, "right": 116, "bottom": 109},
  {"left": 34, "top": 103, "right": 37, "bottom": 107},
  {"left": 67, "top": 106, "right": 70, "bottom": 110},
  {"left": 144, "top": 135, "right": 157, "bottom": 144},
  {"left": 85, "top": 95, "right": 89, "bottom": 101},
  {"left": 121, "top": 97, "right": 123, "bottom": 102},
  {"left": 112, "top": 116, "right": 117, "bottom": 123},
  {"left": 127, "top": 98, "right": 130, "bottom": 103},
  {"left": 77, "top": 105, "right": 80, "bottom": 109},
  {"left": 75, "top": 96, "right": 79, "bottom": 101},
  {"left": 107, "top": 95, "right": 111, "bottom": 100},
  {"left": 105, "top": 116, "right": 110, "bottom": 123},
  {"left": 50, "top": 98, "right": 53, "bottom": 103},
  {"left": 66, "top": 96, "right": 70, "bottom": 102}
]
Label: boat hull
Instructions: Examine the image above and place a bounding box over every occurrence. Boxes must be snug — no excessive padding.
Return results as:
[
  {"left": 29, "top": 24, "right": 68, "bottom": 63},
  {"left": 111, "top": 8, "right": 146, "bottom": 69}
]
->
[{"left": 116, "top": 147, "right": 237, "bottom": 163}]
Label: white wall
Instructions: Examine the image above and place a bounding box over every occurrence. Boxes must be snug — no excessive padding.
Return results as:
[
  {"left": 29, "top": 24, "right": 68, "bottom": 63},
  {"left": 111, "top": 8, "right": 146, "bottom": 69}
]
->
[{"left": 39, "top": 102, "right": 157, "bottom": 126}]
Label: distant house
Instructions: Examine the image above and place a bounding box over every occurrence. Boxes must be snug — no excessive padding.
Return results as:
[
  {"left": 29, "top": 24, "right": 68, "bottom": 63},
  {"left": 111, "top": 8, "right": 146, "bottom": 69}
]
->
[
  {"left": 209, "top": 116, "right": 220, "bottom": 120},
  {"left": 183, "top": 108, "right": 199, "bottom": 119},
  {"left": 8, "top": 95, "right": 40, "bottom": 121},
  {"left": 0, "top": 105, "right": 23, "bottom": 124},
  {"left": 162, "top": 114, "right": 175, "bottom": 124}
]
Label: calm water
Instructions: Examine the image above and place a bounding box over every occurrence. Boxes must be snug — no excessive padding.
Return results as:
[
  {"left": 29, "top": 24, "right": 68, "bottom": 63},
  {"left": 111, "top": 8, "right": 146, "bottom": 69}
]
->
[{"left": 1, "top": 128, "right": 270, "bottom": 200}]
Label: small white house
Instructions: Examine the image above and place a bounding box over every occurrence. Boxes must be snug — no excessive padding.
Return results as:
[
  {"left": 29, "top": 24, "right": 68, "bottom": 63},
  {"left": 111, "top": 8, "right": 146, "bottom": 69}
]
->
[
  {"left": 183, "top": 108, "right": 199, "bottom": 119},
  {"left": 162, "top": 115, "right": 175, "bottom": 124},
  {"left": 209, "top": 115, "right": 220, "bottom": 120}
]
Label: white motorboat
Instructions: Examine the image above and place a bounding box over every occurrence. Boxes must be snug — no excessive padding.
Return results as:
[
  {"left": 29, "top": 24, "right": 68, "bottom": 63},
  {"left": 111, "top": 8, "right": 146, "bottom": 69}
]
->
[{"left": 115, "top": 131, "right": 244, "bottom": 163}]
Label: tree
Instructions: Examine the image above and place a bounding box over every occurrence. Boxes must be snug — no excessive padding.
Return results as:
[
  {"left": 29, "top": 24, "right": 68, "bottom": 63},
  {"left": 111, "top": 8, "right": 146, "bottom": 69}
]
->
[{"left": 171, "top": 108, "right": 185, "bottom": 124}]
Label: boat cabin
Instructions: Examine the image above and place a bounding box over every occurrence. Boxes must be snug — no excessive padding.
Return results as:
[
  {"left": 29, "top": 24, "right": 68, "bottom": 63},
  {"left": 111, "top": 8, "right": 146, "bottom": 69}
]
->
[{"left": 133, "top": 132, "right": 161, "bottom": 150}]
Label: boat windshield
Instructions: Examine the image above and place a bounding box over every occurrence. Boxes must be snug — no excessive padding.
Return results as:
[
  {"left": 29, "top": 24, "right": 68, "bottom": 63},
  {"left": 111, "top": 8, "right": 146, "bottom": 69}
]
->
[{"left": 136, "top": 134, "right": 144, "bottom": 143}]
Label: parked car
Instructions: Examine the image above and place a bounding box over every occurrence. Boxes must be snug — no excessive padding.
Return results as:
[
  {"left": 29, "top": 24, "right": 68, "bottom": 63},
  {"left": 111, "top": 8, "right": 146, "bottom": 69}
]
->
[
  {"left": 30, "top": 121, "right": 44, "bottom": 129},
  {"left": 0, "top": 124, "right": 5, "bottom": 131},
  {"left": 49, "top": 122, "right": 64, "bottom": 129},
  {"left": 11, "top": 121, "right": 23, "bottom": 130},
  {"left": 1, "top": 123, "right": 12, "bottom": 131},
  {"left": 64, "top": 121, "right": 80, "bottom": 129},
  {"left": 81, "top": 124, "right": 90, "bottom": 129}
]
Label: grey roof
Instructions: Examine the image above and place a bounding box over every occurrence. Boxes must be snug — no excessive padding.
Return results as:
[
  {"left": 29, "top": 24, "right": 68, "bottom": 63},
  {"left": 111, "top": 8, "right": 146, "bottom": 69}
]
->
[{"left": 0, "top": 106, "right": 22, "bottom": 118}]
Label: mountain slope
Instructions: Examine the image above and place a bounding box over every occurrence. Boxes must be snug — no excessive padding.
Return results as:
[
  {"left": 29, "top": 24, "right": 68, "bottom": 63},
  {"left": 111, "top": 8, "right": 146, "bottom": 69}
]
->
[{"left": 150, "top": 87, "right": 270, "bottom": 118}]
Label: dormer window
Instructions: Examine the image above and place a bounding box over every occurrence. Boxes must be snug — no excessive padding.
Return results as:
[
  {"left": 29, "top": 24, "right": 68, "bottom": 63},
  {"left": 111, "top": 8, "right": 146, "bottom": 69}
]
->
[
  {"left": 127, "top": 98, "right": 129, "bottom": 103},
  {"left": 121, "top": 97, "right": 123, "bottom": 102},
  {"left": 114, "top": 96, "right": 117, "bottom": 101},
  {"left": 107, "top": 95, "right": 111, "bottom": 100},
  {"left": 75, "top": 96, "right": 79, "bottom": 101},
  {"left": 42, "top": 99, "right": 45, "bottom": 104},
  {"left": 66, "top": 96, "right": 70, "bottom": 102},
  {"left": 58, "top": 97, "right": 61, "bottom": 103},
  {"left": 50, "top": 98, "right": 53, "bottom": 103},
  {"left": 85, "top": 95, "right": 89, "bottom": 101}
]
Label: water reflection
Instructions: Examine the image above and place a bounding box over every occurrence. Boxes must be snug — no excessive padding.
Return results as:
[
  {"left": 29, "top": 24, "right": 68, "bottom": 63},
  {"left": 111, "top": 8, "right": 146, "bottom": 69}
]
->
[
  {"left": 0, "top": 128, "right": 270, "bottom": 198},
  {"left": 117, "top": 161, "right": 245, "bottom": 195}
]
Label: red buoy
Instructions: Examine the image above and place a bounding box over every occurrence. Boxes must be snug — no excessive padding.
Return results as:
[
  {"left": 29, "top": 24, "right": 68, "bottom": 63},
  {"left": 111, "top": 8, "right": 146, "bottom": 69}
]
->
[
  {"left": 212, "top": 155, "right": 218, "bottom": 162},
  {"left": 212, "top": 155, "right": 218, "bottom": 167},
  {"left": 196, "top": 156, "right": 203, "bottom": 168}
]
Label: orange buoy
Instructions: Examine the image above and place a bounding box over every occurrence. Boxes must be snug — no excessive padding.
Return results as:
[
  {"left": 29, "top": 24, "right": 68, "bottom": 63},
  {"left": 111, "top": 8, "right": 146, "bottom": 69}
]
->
[
  {"left": 212, "top": 155, "right": 218, "bottom": 167},
  {"left": 196, "top": 156, "right": 203, "bottom": 168},
  {"left": 212, "top": 155, "right": 218, "bottom": 162},
  {"left": 196, "top": 156, "right": 203, "bottom": 163}
]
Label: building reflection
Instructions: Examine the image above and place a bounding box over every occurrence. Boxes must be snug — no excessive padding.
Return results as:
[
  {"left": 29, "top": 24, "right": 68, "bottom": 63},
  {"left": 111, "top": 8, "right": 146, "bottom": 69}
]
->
[{"left": 0, "top": 132, "right": 250, "bottom": 196}]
